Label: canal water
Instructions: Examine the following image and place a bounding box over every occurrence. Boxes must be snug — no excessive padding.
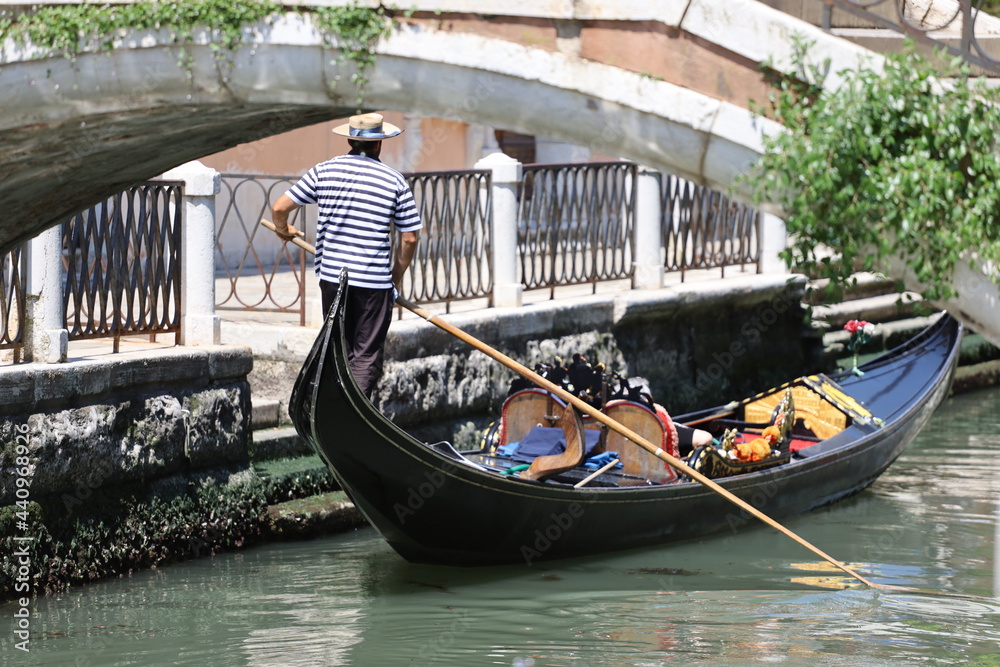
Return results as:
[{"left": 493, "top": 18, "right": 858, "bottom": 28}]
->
[{"left": 4, "top": 388, "right": 999, "bottom": 666}]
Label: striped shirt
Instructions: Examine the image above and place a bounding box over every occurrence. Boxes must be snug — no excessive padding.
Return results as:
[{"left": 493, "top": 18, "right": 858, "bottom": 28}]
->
[{"left": 287, "top": 154, "right": 422, "bottom": 289}]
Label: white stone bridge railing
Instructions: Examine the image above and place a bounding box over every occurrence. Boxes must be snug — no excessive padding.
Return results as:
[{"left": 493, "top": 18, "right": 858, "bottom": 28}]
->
[
  {"left": 0, "top": 157, "right": 785, "bottom": 364},
  {"left": 216, "top": 154, "right": 785, "bottom": 324}
]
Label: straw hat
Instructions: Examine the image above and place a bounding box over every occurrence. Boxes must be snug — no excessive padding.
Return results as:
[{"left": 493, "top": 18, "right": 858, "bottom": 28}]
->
[{"left": 332, "top": 113, "right": 403, "bottom": 141}]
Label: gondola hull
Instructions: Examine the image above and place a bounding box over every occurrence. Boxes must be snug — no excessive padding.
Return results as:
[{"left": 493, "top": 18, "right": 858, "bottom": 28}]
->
[{"left": 290, "top": 290, "right": 962, "bottom": 566}]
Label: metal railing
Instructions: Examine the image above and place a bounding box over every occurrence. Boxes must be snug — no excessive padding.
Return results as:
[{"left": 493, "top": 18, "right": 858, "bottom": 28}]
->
[
  {"left": 216, "top": 162, "right": 762, "bottom": 317},
  {"left": 403, "top": 169, "right": 493, "bottom": 310},
  {"left": 517, "top": 162, "right": 636, "bottom": 296},
  {"left": 216, "top": 174, "right": 312, "bottom": 325},
  {"left": 820, "top": 0, "right": 1000, "bottom": 75},
  {"left": 218, "top": 170, "right": 493, "bottom": 319},
  {"left": 62, "top": 181, "right": 183, "bottom": 350},
  {"left": 0, "top": 244, "right": 26, "bottom": 361},
  {"left": 661, "top": 175, "right": 760, "bottom": 278},
  {"left": 3, "top": 164, "right": 764, "bottom": 364}
]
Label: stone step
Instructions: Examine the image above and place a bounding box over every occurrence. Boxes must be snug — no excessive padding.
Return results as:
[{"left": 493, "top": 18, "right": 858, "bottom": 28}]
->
[
  {"left": 811, "top": 291, "right": 923, "bottom": 330},
  {"left": 822, "top": 314, "right": 1000, "bottom": 370},
  {"left": 254, "top": 451, "right": 341, "bottom": 503},
  {"left": 953, "top": 359, "right": 1000, "bottom": 394},
  {"left": 822, "top": 313, "right": 940, "bottom": 352},
  {"left": 804, "top": 272, "right": 901, "bottom": 306},
  {"left": 251, "top": 397, "right": 283, "bottom": 430},
  {"left": 820, "top": 313, "right": 942, "bottom": 372},
  {"left": 266, "top": 491, "right": 366, "bottom": 539},
  {"left": 959, "top": 332, "right": 1000, "bottom": 366},
  {"left": 255, "top": 451, "right": 326, "bottom": 477},
  {"left": 251, "top": 425, "right": 313, "bottom": 461}
]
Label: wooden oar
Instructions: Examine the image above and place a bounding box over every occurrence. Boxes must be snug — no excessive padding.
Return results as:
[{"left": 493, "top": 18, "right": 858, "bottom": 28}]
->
[
  {"left": 260, "top": 219, "right": 879, "bottom": 588},
  {"left": 573, "top": 458, "right": 621, "bottom": 489},
  {"left": 681, "top": 401, "right": 740, "bottom": 427}
]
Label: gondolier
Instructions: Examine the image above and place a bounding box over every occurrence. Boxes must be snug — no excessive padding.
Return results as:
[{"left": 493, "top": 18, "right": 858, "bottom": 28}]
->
[{"left": 271, "top": 112, "right": 422, "bottom": 397}]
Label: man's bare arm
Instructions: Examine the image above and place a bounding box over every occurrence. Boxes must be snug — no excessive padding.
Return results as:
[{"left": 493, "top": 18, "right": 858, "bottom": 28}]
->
[
  {"left": 392, "top": 231, "right": 420, "bottom": 292},
  {"left": 271, "top": 194, "right": 304, "bottom": 241}
]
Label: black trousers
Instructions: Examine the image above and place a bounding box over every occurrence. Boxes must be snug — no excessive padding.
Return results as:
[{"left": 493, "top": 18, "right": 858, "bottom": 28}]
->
[{"left": 320, "top": 280, "right": 394, "bottom": 398}]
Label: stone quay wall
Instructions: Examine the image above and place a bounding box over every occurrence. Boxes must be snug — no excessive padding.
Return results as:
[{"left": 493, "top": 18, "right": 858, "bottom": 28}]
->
[{"left": 0, "top": 346, "right": 253, "bottom": 507}]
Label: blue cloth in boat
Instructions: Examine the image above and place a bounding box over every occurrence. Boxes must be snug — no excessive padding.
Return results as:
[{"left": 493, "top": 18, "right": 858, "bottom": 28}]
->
[
  {"left": 496, "top": 442, "right": 520, "bottom": 457},
  {"left": 583, "top": 451, "right": 622, "bottom": 470},
  {"left": 510, "top": 426, "right": 601, "bottom": 464}
]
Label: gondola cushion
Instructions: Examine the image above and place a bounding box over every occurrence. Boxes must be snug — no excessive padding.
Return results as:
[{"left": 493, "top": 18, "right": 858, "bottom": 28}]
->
[{"left": 510, "top": 426, "right": 602, "bottom": 463}]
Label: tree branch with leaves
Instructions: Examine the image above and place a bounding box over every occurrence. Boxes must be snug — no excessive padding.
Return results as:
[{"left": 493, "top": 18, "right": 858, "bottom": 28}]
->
[{"left": 746, "top": 39, "right": 1000, "bottom": 345}]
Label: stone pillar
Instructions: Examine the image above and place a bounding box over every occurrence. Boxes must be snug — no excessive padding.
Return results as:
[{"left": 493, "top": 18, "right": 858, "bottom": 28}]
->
[
  {"left": 400, "top": 113, "right": 424, "bottom": 172},
  {"left": 534, "top": 139, "right": 589, "bottom": 164},
  {"left": 466, "top": 123, "right": 501, "bottom": 167},
  {"left": 162, "top": 160, "right": 221, "bottom": 345},
  {"left": 24, "top": 226, "right": 68, "bottom": 363},
  {"left": 759, "top": 211, "right": 788, "bottom": 274},
  {"left": 633, "top": 166, "right": 665, "bottom": 290},
  {"left": 475, "top": 152, "right": 523, "bottom": 308}
]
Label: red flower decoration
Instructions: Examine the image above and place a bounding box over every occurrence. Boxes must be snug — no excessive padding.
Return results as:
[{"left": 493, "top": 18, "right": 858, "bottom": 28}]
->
[{"left": 844, "top": 319, "right": 869, "bottom": 334}]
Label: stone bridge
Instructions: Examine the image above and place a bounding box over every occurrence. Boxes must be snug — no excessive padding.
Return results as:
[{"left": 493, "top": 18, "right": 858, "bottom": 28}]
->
[
  {"left": 0, "top": 0, "right": 874, "bottom": 249},
  {"left": 1, "top": 0, "right": 996, "bottom": 343}
]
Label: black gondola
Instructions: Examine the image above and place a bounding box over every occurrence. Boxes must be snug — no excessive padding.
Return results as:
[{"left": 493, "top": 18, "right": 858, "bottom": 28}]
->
[{"left": 290, "top": 283, "right": 962, "bottom": 566}]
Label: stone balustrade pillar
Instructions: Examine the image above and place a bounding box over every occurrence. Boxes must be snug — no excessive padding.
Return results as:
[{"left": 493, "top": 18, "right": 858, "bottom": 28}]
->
[
  {"left": 24, "top": 225, "right": 68, "bottom": 363},
  {"left": 633, "top": 166, "right": 665, "bottom": 290},
  {"left": 476, "top": 152, "right": 523, "bottom": 308},
  {"left": 759, "top": 211, "right": 788, "bottom": 274},
  {"left": 162, "top": 160, "right": 221, "bottom": 345}
]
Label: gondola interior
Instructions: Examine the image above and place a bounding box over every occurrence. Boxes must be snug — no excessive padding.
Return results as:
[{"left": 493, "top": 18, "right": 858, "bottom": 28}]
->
[{"left": 460, "top": 371, "right": 883, "bottom": 488}]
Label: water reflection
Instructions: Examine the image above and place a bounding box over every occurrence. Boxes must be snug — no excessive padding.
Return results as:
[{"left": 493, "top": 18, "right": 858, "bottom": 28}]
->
[{"left": 1, "top": 389, "right": 998, "bottom": 666}]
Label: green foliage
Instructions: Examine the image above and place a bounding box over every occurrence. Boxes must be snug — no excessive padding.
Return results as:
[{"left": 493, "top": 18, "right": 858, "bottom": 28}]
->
[
  {"left": 311, "top": 3, "right": 393, "bottom": 108},
  {"left": 746, "top": 40, "right": 1000, "bottom": 302},
  {"left": 0, "top": 1, "right": 280, "bottom": 57},
  {"left": 0, "top": 1, "right": 392, "bottom": 101},
  {"left": 255, "top": 455, "right": 339, "bottom": 504}
]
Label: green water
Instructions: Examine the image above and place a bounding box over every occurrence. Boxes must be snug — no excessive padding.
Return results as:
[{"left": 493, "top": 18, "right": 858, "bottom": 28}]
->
[{"left": 4, "top": 389, "right": 999, "bottom": 666}]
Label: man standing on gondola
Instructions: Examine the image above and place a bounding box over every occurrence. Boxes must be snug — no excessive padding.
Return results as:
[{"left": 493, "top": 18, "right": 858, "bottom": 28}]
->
[{"left": 270, "top": 113, "right": 422, "bottom": 397}]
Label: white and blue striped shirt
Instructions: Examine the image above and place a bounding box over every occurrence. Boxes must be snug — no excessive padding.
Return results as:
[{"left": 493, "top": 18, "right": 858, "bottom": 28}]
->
[{"left": 287, "top": 154, "right": 422, "bottom": 289}]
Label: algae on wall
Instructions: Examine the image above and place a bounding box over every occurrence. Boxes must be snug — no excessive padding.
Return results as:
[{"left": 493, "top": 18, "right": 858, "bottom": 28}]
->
[
  {"left": 0, "top": 384, "right": 250, "bottom": 505},
  {"left": 0, "top": 343, "right": 256, "bottom": 600},
  {"left": 613, "top": 286, "right": 810, "bottom": 414}
]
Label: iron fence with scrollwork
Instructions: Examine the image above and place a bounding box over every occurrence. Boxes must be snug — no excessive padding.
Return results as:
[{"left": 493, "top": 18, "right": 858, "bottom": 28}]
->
[
  {"left": 819, "top": 0, "right": 1000, "bottom": 75},
  {"left": 403, "top": 169, "right": 492, "bottom": 310},
  {"left": 218, "top": 169, "right": 493, "bottom": 319},
  {"left": 217, "top": 162, "right": 762, "bottom": 316},
  {"left": 660, "top": 175, "right": 760, "bottom": 278},
  {"left": 216, "top": 174, "right": 312, "bottom": 325},
  {"left": 0, "top": 243, "right": 26, "bottom": 360},
  {"left": 517, "top": 162, "right": 636, "bottom": 297},
  {"left": 62, "top": 181, "right": 183, "bottom": 351},
  {"left": 1, "top": 163, "right": 766, "bottom": 365}
]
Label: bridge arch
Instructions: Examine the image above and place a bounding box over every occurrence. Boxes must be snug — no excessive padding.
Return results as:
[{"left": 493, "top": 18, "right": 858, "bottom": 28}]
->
[{"left": 0, "top": 11, "right": 788, "bottom": 250}]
